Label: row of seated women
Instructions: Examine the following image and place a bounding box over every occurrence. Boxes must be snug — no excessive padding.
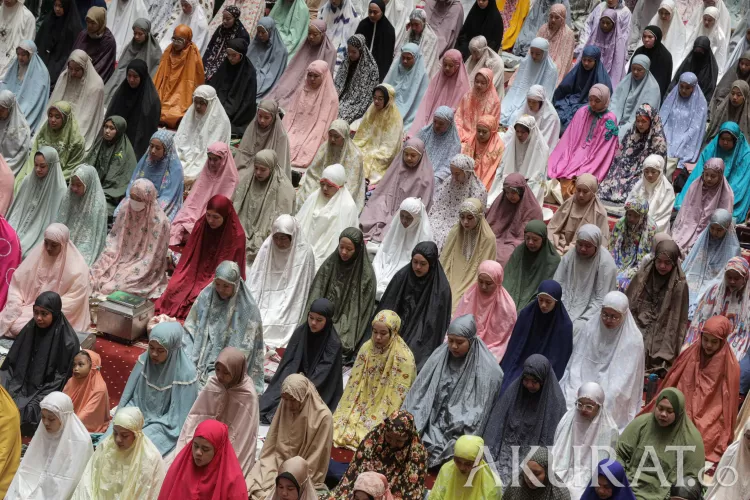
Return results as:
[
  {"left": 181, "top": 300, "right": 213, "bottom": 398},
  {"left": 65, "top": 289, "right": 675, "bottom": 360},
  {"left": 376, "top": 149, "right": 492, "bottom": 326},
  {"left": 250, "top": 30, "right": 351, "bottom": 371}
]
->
[{"left": 0, "top": 281, "right": 746, "bottom": 499}]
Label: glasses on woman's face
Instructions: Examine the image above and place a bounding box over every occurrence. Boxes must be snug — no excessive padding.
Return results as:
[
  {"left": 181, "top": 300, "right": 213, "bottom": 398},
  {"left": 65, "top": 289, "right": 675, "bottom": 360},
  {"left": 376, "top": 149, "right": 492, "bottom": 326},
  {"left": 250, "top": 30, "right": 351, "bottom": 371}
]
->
[
  {"left": 172, "top": 37, "right": 185, "bottom": 43},
  {"left": 600, "top": 311, "right": 620, "bottom": 321},
  {"left": 575, "top": 401, "right": 598, "bottom": 412}
]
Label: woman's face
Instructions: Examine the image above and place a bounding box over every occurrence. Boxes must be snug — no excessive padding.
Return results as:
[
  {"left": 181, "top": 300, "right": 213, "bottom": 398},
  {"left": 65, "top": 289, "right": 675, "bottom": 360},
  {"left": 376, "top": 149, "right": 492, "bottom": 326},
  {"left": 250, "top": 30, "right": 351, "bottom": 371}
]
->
[
  {"left": 193, "top": 97, "right": 208, "bottom": 115},
  {"left": 654, "top": 398, "right": 676, "bottom": 427},
  {"left": 126, "top": 68, "right": 141, "bottom": 89},
  {"left": 702, "top": 168, "right": 721, "bottom": 187},
  {"left": 442, "top": 57, "right": 457, "bottom": 77},
  {"left": 254, "top": 162, "right": 271, "bottom": 182},
  {"left": 625, "top": 209, "right": 642, "bottom": 228},
  {"left": 702, "top": 13, "right": 716, "bottom": 29},
  {"left": 207, "top": 152, "right": 223, "bottom": 172},
  {"left": 407, "top": 18, "right": 424, "bottom": 36},
  {"left": 102, "top": 120, "right": 117, "bottom": 141},
  {"left": 53, "top": 0, "right": 64, "bottom": 16},
  {"left": 328, "top": 129, "right": 345, "bottom": 147},
  {"left": 34, "top": 154, "right": 49, "bottom": 178},
  {"left": 181, "top": 0, "right": 192, "bottom": 14},
  {"left": 548, "top": 11, "right": 564, "bottom": 30},
  {"left": 718, "top": 132, "right": 736, "bottom": 151},
  {"left": 595, "top": 475, "right": 614, "bottom": 499},
  {"left": 581, "top": 56, "right": 596, "bottom": 71},
  {"left": 401, "top": 51, "right": 415, "bottom": 70},
  {"left": 276, "top": 477, "right": 300, "bottom": 500},
  {"left": 272, "top": 232, "right": 293, "bottom": 250},
  {"left": 320, "top": 181, "right": 339, "bottom": 199},
  {"left": 226, "top": 48, "right": 243, "bottom": 65},
  {"left": 205, "top": 209, "right": 224, "bottom": 229},
  {"left": 477, "top": 272, "right": 497, "bottom": 295},
  {"left": 701, "top": 332, "right": 722, "bottom": 357},
  {"left": 214, "top": 361, "right": 234, "bottom": 387},
  {"left": 576, "top": 238, "right": 597, "bottom": 258},
  {"left": 172, "top": 35, "right": 187, "bottom": 52},
  {"left": 537, "top": 293, "right": 556, "bottom": 313},
  {"left": 724, "top": 269, "right": 747, "bottom": 292},
  {"left": 600, "top": 306, "right": 624, "bottom": 329},
  {"left": 599, "top": 16, "right": 614, "bottom": 33},
  {"left": 432, "top": 116, "right": 449, "bottom": 134},
  {"left": 148, "top": 340, "right": 168, "bottom": 364},
  {"left": 192, "top": 436, "right": 216, "bottom": 467},
  {"left": 709, "top": 222, "right": 727, "bottom": 240},
  {"left": 643, "top": 166, "right": 660, "bottom": 184},
  {"left": 576, "top": 397, "right": 600, "bottom": 420},
  {"left": 347, "top": 44, "right": 360, "bottom": 62},
  {"left": 221, "top": 10, "right": 235, "bottom": 29},
  {"left": 505, "top": 189, "right": 521, "bottom": 204},
  {"left": 371, "top": 321, "right": 392, "bottom": 349},
  {"left": 338, "top": 236, "right": 356, "bottom": 261},
  {"left": 85, "top": 16, "right": 99, "bottom": 35},
  {"left": 411, "top": 253, "right": 429, "bottom": 276},
  {"left": 526, "top": 98, "right": 542, "bottom": 112},
  {"left": 384, "top": 430, "right": 409, "bottom": 449},
  {"left": 475, "top": 124, "right": 491, "bottom": 143},
  {"left": 33, "top": 305, "right": 54, "bottom": 328},
  {"left": 658, "top": 7, "right": 672, "bottom": 22},
  {"left": 256, "top": 26, "right": 270, "bottom": 43},
  {"left": 307, "top": 24, "right": 324, "bottom": 46},
  {"left": 15, "top": 47, "right": 29, "bottom": 66},
  {"left": 400, "top": 210, "right": 414, "bottom": 228},
  {"left": 306, "top": 70, "right": 323, "bottom": 90},
  {"left": 402, "top": 147, "right": 421, "bottom": 167},
  {"left": 133, "top": 27, "right": 147, "bottom": 44},
  {"left": 68, "top": 60, "right": 84, "bottom": 79},
  {"left": 642, "top": 31, "right": 655, "bottom": 48},
  {"left": 631, "top": 63, "right": 646, "bottom": 81},
  {"left": 730, "top": 86, "right": 746, "bottom": 107},
  {"left": 476, "top": 0, "right": 488, "bottom": 7},
  {"left": 529, "top": 47, "right": 544, "bottom": 62},
  {"left": 48, "top": 108, "right": 64, "bottom": 130},
  {"left": 525, "top": 232, "right": 543, "bottom": 252},
  {"left": 574, "top": 185, "right": 594, "bottom": 205},
  {"left": 373, "top": 89, "right": 386, "bottom": 110},
  {"left": 678, "top": 81, "right": 695, "bottom": 98},
  {"left": 634, "top": 114, "right": 651, "bottom": 134},
  {"left": 447, "top": 334, "right": 470, "bottom": 358},
  {"left": 214, "top": 278, "right": 235, "bottom": 300},
  {"left": 149, "top": 139, "right": 165, "bottom": 161},
  {"left": 72, "top": 352, "right": 92, "bottom": 379},
  {"left": 307, "top": 311, "right": 327, "bottom": 332},
  {"left": 368, "top": 2, "right": 383, "bottom": 22},
  {"left": 113, "top": 425, "right": 136, "bottom": 451},
  {"left": 474, "top": 73, "right": 489, "bottom": 93},
  {"left": 450, "top": 165, "right": 467, "bottom": 183},
  {"left": 514, "top": 124, "right": 530, "bottom": 143},
  {"left": 460, "top": 211, "right": 479, "bottom": 230},
  {"left": 655, "top": 253, "right": 674, "bottom": 275},
  {"left": 44, "top": 237, "right": 62, "bottom": 257},
  {"left": 522, "top": 375, "right": 542, "bottom": 393},
  {"left": 70, "top": 175, "right": 86, "bottom": 197},
  {"left": 588, "top": 94, "right": 607, "bottom": 113},
  {"left": 257, "top": 108, "right": 274, "bottom": 129}
]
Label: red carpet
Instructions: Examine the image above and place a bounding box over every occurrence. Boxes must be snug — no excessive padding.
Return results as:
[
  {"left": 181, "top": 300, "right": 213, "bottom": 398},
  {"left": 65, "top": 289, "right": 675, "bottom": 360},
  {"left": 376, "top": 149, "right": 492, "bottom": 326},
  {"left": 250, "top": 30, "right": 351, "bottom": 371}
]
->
[{"left": 94, "top": 337, "right": 145, "bottom": 409}]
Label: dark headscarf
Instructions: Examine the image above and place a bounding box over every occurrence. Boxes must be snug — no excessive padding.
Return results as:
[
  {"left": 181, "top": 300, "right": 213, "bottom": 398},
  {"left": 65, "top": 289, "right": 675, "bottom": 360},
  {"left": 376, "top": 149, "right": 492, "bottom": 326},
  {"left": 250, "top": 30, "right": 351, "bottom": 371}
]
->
[
  {"left": 504, "top": 221, "right": 561, "bottom": 310},
  {"left": 667, "top": 36, "right": 719, "bottom": 104},
  {"left": 668, "top": 479, "right": 704, "bottom": 500},
  {"left": 258, "top": 298, "right": 343, "bottom": 424},
  {"left": 71, "top": 7, "right": 117, "bottom": 83},
  {"left": 483, "top": 355, "right": 567, "bottom": 485},
  {"left": 207, "top": 38, "right": 258, "bottom": 136},
  {"left": 304, "top": 228, "right": 376, "bottom": 363},
  {"left": 0, "top": 291, "right": 80, "bottom": 436},
  {"left": 630, "top": 25, "right": 673, "bottom": 98},
  {"left": 455, "top": 0, "right": 504, "bottom": 59},
  {"left": 202, "top": 5, "right": 251, "bottom": 80},
  {"left": 107, "top": 59, "right": 162, "bottom": 158},
  {"left": 580, "top": 460, "right": 637, "bottom": 500},
  {"left": 369, "top": 241, "right": 452, "bottom": 371},
  {"left": 553, "top": 45, "right": 613, "bottom": 131},
  {"left": 354, "top": 0, "right": 396, "bottom": 81},
  {"left": 34, "top": 0, "right": 82, "bottom": 88},
  {"left": 499, "top": 280, "right": 573, "bottom": 393}
]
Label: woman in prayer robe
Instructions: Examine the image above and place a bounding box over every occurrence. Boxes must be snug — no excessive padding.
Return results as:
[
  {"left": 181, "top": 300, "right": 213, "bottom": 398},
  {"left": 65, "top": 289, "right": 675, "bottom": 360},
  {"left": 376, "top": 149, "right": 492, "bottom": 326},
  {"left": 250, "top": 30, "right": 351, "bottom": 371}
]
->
[
  {"left": 202, "top": 5, "right": 250, "bottom": 80},
  {"left": 71, "top": 407, "right": 166, "bottom": 500},
  {"left": 62, "top": 349, "right": 110, "bottom": 433},
  {"left": 535, "top": 4, "right": 575, "bottom": 85},
  {"left": 465, "top": 36, "right": 505, "bottom": 100},
  {"left": 430, "top": 435, "right": 502, "bottom": 499},
  {"left": 575, "top": 0, "right": 630, "bottom": 55},
  {"left": 705, "top": 80, "right": 750, "bottom": 145},
  {"left": 553, "top": 224, "right": 618, "bottom": 339},
  {"left": 5, "top": 392, "right": 93, "bottom": 499},
  {"left": 269, "top": 0, "right": 309, "bottom": 57},
  {"left": 106, "top": 1, "right": 149, "bottom": 63},
  {"left": 423, "top": 0, "right": 464, "bottom": 57},
  {"left": 631, "top": 25, "right": 673, "bottom": 97},
  {"left": 206, "top": 38, "right": 257, "bottom": 137},
  {"left": 0, "top": 40, "right": 49, "bottom": 135},
  {"left": 0, "top": 217, "right": 20, "bottom": 309},
  {"left": 0, "top": 385, "right": 19, "bottom": 498},
  {"left": 668, "top": 35, "right": 719, "bottom": 102},
  {"left": 0, "top": 292, "right": 80, "bottom": 436},
  {"left": 454, "top": 68, "right": 501, "bottom": 143},
  {"left": 355, "top": 0, "right": 395, "bottom": 80},
  {"left": 34, "top": 0, "right": 80, "bottom": 88},
  {"left": 660, "top": 72, "right": 708, "bottom": 176},
  {"left": 456, "top": 0, "right": 503, "bottom": 58},
  {"left": 383, "top": 43, "right": 429, "bottom": 132},
  {"left": 89, "top": 178, "right": 170, "bottom": 299},
  {"left": 610, "top": 55, "right": 663, "bottom": 137},
  {"left": 501, "top": 38, "right": 558, "bottom": 126},
  {"left": 515, "top": 1, "right": 572, "bottom": 58},
  {"left": 154, "top": 24, "right": 205, "bottom": 128},
  {"left": 336, "top": 34, "right": 380, "bottom": 124},
  {"left": 504, "top": 221, "right": 561, "bottom": 310},
  {"left": 628, "top": 155, "right": 676, "bottom": 232},
  {"left": 559, "top": 291, "right": 646, "bottom": 431},
  {"left": 416, "top": 106, "right": 461, "bottom": 185},
  {"left": 0, "top": 0, "right": 35, "bottom": 77},
  {"left": 352, "top": 84, "right": 403, "bottom": 183},
  {"left": 112, "top": 322, "right": 199, "bottom": 456},
  {"left": 249, "top": 375, "right": 333, "bottom": 499},
  {"left": 72, "top": 7, "right": 116, "bottom": 82},
  {"left": 584, "top": 8, "right": 629, "bottom": 84},
  {"left": 509, "top": 85, "right": 561, "bottom": 150},
  {"left": 247, "top": 17, "right": 289, "bottom": 99},
  {"left": 333, "top": 310, "right": 417, "bottom": 449},
  {"left": 318, "top": 0, "right": 360, "bottom": 71},
  {"left": 484, "top": 354, "right": 567, "bottom": 484},
  {"left": 403, "top": 314, "right": 503, "bottom": 469},
  {"left": 235, "top": 99, "right": 290, "bottom": 177},
  {"left": 714, "top": 50, "right": 750, "bottom": 107},
  {"left": 706, "top": 419, "right": 750, "bottom": 498},
  {"left": 0, "top": 90, "right": 30, "bottom": 177},
  {"left": 608, "top": 197, "right": 657, "bottom": 291}
]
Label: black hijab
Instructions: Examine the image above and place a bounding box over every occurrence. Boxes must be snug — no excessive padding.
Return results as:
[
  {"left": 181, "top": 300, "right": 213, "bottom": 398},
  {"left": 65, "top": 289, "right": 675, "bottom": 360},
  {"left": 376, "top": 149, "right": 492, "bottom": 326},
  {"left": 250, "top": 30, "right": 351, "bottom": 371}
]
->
[
  {"left": 455, "top": 0, "right": 504, "bottom": 59},
  {"left": 667, "top": 35, "right": 719, "bottom": 104},
  {"left": 207, "top": 38, "right": 258, "bottom": 137},
  {"left": 0, "top": 292, "right": 80, "bottom": 436},
  {"left": 107, "top": 58, "right": 162, "bottom": 158},
  {"left": 35, "top": 0, "right": 82, "bottom": 88},
  {"left": 354, "top": 0, "right": 396, "bottom": 81},
  {"left": 258, "top": 298, "right": 343, "bottom": 424},
  {"left": 631, "top": 25, "right": 673, "bottom": 98},
  {"left": 369, "top": 241, "right": 452, "bottom": 371}
]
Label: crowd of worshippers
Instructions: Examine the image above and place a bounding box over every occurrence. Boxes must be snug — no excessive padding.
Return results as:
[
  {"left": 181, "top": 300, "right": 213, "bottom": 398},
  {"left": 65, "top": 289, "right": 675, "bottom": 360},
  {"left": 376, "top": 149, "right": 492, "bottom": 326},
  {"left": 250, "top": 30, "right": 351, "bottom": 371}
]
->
[{"left": 1, "top": 0, "right": 750, "bottom": 498}]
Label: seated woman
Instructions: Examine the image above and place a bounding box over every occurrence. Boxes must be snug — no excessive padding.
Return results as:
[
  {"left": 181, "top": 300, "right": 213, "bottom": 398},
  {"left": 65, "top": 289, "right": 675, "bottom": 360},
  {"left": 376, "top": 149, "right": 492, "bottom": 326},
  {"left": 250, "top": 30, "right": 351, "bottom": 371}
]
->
[
  {"left": 483, "top": 354, "right": 567, "bottom": 484},
  {"left": 676, "top": 122, "right": 750, "bottom": 220},
  {"left": 247, "top": 17, "right": 289, "bottom": 99},
  {"left": 170, "top": 142, "right": 239, "bottom": 249},
  {"left": 335, "top": 35, "right": 380, "bottom": 124},
  {"left": 535, "top": 5, "right": 575, "bottom": 85},
  {"left": 57, "top": 164, "right": 107, "bottom": 266},
  {"left": 259, "top": 299, "right": 343, "bottom": 422},
  {"left": 706, "top": 81, "right": 750, "bottom": 147},
  {"left": 501, "top": 448, "right": 571, "bottom": 499},
  {"left": 7, "top": 147, "right": 67, "bottom": 257},
  {"left": 318, "top": 0, "right": 360, "bottom": 71},
  {"left": 333, "top": 310, "right": 416, "bottom": 449},
  {"left": 454, "top": 68, "right": 501, "bottom": 143},
  {"left": 461, "top": 114, "right": 504, "bottom": 189},
  {"left": 106, "top": 59, "right": 162, "bottom": 158},
  {"left": 501, "top": 38, "right": 558, "bottom": 126},
  {"left": 631, "top": 24, "right": 674, "bottom": 96},
  {"left": 0, "top": 225, "right": 90, "bottom": 337},
  {"left": 352, "top": 84, "right": 403, "bottom": 184},
  {"left": 705, "top": 420, "right": 750, "bottom": 498},
  {"left": 403, "top": 315, "right": 503, "bottom": 469},
  {"left": 361, "top": 138, "right": 434, "bottom": 243},
  {"left": 0, "top": 385, "right": 19, "bottom": 498},
  {"left": 153, "top": 25, "right": 205, "bottom": 128},
  {"left": 72, "top": 7, "right": 116, "bottom": 82},
  {"left": 628, "top": 155, "right": 676, "bottom": 232},
  {"left": 453, "top": 261, "right": 517, "bottom": 362},
  {"left": 173, "top": 86, "right": 231, "bottom": 182},
  {"left": 548, "top": 85, "right": 620, "bottom": 186},
  {"left": 466, "top": 36, "right": 505, "bottom": 100},
  {"left": 409, "top": 50, "right": 470, "bottom": 135},
  {"left": 118, "top": 130, "right": 184, "bottom": 221},
  {"left": 235, "top": 99, "right": 290, "bottom": 176},
  {"left": 306, "top": 229, "right": 375, "bottom": 361},
  {"left": 34, "top": 0, "right": 79, "bottom": 89},
  {"left": 626, "top": 237, "right": 689, "bottom": 373},
  {"left": 0, "top": 292, "right": 80, "bottom": 435},
  {"left": 504, "top": 221, "right": 561, "bottom": 310},
  {"left": 355, "top": 0, "right": 395, "bottom": 81},
  {"left": 284, "top": 60, "right": 339, "bottom": 169},
  {"left": 201, "top": 7, "right": 251, "bottom": 81},
  {"left": 681, "top": 208, "right": 740, "bottom": 317},
  {"left": 559, "top": 291, "right": 645, "bottom": 431},
  {"left": 486, "top": 174, "right": 544, "bottom": 264},
  {"left": 660, "top": 72, "right": 708, "bottom": 178},
  {"left": 267, "top": 456, "right": 321, "bottom": 499},
  {"left": 551, "top": 384, "right": 619, "bottom": 498},
  {"left": 430, "top": 435, "right": 502, "bottom": 499},
  {"left": 374, "top": 241, "right": 452, "bottom": 371},
  {"left": 248, "top": 215, "right": 315, "bottom": 347},
  {"left": 49, "top": 50, "right": 105, "bottom": 150},
  {"left": 456, "top": 0, "right": 503, "bottom": 59},
  {"left": 611, "top": 55, "right": 662, "bottom": 138},
  {"left": 547, "top": 174, "right": 611, "bottom": 255},
  {"left": 583, "top": 9, "right": 629, "bottom": 85},
  {"left": 510, "top": 86, "right": 560, "bottom": 151},
  {"left": 575, "top": 0, "right": 631, "bottom": 59},
  {"left": 89, "top": 179, "right": 170, "bottom": 298},
  {"left": 608, "top": 197, "right": 657, "bottom": 291},
  {"left": 206, "top": 39, "right": 257, "bottom": 137},
  {"left": 63, "top": 350, "right": 110, "bottom": 433},
  {"left": 326, "top": 410, "right": 427, "bottom": 499},
  {"left": 372, "top": 198, "right": 433, "bottom": 299},
  {"left": 417, "top": 106, "right": 462, "bottom": 185},
  {"left": 269, "top": 0, "right": 309, "bottom": 56},
  {"left": 249, "top": 375, "right": 332, "bottom": 500},
  {"left": 296, "top": 164, "right": 359, "bottom": 269},
  {"left": 616, "top": 388, "right": 705, "bottom": 500},
  {"left": 598, "top": 105, "right": 668, "bottom": 205},
  {"left": 14, "top": 102, "right": 85, "bottom": 188},
  {"left": 6, "top": 392, "right": 93, "bottom": 499},
  {"left": 113, "top": 322, "right": 199, "bottom": 456},
  {"left": 0, "top": 90, "right": 30, "bottom": 176},
  {"left": 160, "top": 420, "right": 247, "bottom": 499},
  {"left": 673, "top": 158, "right": 733, "bottom": 252},
  {"left": 383, "top": 43, "right": 429, "bottom": 132},
  {"left": 553, "top": 224, "right": 618, "bottom": 339},
  {"left": 642, "top": 315, "right": 738, "bottom": 465},
  {"left": 72, "top": 407, "right": 166, "bottom": 499},
  {"left": 83, "top": 116, "right": 138, "bottom": 218},
  {"left": 176, "top": 347, "right": 259, "bottom": 477},
  {"left": 156, "top": 195, "right": 246, "bottom": 319},
  {"left": 0, "top": 41, "right": 49, "bottom": 135},
  {"left": 667, "top": 36, "right": 719, "bottom": 103},
  {"left": 0, "top": 217, "right": 20, "bottom": 309},
  {"left": 552, "top": 46, "right": 612, "bottom": 133},
  {"left": 298, "top": 121, "right": 364, "bottom": 211},
  {"left": 441, "top": 198, "right": 498, "bottom": 312}
]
